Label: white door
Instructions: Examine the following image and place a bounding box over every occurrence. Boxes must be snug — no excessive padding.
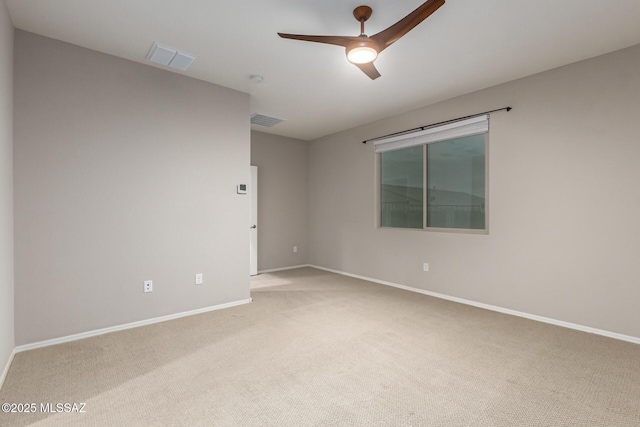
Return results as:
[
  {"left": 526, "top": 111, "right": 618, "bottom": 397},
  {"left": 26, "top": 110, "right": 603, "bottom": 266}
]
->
[{"left": 249, "top": 166, "right": 258, "bottom": 276}]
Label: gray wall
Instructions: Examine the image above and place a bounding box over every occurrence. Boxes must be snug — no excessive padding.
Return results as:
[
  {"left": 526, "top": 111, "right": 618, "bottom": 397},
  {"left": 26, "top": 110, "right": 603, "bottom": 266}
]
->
[
  {"left": 14, "top": 31, "right": 251, "bottom": 346},
  {"left": 0, "top": 1, "right": 14, "bottom": 380},
  {"left": 251, "top": 131, "right": 308, "bottom": 271},
  {"left": 308, "top": 43, "right": 640, "bottom": 339}
]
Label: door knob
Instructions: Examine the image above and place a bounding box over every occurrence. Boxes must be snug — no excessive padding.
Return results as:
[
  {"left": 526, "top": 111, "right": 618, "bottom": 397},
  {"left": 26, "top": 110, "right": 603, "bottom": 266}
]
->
[{"left": 250, "top": 225, "right": 257, "bottom": 229}]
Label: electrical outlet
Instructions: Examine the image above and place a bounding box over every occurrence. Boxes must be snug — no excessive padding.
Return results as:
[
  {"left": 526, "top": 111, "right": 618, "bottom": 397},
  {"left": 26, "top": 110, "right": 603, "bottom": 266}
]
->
[
  {"left": 144, "top": 280, "right": 153, "bottom": 293},
  {"left": 423, "top": 263, "right": 429, "bottom": 272},
  {"left": 293, "top": 246, "right": 298, "bottom": 253},
  {"left": 195, "top": 273, "right": 203, "bottom": 285}
]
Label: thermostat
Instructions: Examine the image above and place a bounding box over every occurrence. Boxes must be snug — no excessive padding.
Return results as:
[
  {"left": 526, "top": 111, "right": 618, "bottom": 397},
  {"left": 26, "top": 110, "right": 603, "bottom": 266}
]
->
[{"left": 237, "top": 184, "right": 247, "bottom": 194}]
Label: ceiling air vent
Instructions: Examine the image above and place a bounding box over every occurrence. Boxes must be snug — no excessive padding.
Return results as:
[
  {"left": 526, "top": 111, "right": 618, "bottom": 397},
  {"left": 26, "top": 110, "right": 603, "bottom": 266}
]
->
[
  {"left": 250, "top": 113, "right": 285, "bottom": 128},
  {"left": 147, "top": 42, "right": 196, "bottom": 71}
]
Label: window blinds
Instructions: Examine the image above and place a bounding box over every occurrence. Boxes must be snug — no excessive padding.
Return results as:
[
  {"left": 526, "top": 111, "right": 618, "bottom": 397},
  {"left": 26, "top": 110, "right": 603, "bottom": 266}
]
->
[{"left": 373, "top": 114, "right": 488, "bottom": 153}]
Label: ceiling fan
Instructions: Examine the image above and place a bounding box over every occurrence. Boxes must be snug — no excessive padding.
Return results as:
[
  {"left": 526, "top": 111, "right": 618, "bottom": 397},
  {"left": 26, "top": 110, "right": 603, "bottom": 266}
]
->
[{"left": 278, "top": 0, "right": 445, "bottom": 80}]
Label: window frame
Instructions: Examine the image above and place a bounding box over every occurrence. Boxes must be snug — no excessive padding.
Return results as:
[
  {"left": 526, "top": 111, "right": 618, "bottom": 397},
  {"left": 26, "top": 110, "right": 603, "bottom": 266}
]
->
[{"left": 375, "top": 131, "right": 489, "bottom": 235}]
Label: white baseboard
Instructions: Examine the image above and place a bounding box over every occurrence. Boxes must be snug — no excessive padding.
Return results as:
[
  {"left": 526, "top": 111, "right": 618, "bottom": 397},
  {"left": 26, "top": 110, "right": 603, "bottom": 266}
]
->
[
  {"left": 0, "top": 347, "right": 16, "bottom": 391},
  {"left": 16, "top": 298, "right": 252, "bottom": 353},
  {"left": 309, "top": 265, "right": 640, "bottom": 345},
  {"left": 257, "top": 264, "right": 312, "bottom": 274}
]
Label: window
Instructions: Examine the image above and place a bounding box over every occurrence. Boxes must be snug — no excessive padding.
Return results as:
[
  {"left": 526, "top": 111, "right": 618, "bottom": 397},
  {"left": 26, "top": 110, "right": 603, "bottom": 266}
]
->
[
  {"left": 380, "top": 146, "right": 423, "bottom": 229},
  {"left": 376, "top": 115, "right": 488, "bottom": 232}
]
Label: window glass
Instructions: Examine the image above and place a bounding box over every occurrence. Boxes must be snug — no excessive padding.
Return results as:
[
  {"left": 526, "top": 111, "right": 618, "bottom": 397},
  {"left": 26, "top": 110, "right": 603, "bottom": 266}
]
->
[
  {"left": 427, "top": 134, "right": 485, "bottom": 229},
  {"left": 380, "top": 145, "right": 423, "bottom": 229}
]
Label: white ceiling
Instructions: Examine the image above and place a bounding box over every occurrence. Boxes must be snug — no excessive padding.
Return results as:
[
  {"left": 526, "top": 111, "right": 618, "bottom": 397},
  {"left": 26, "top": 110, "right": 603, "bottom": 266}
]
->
[{"left": 6, "top": 0, "right": 640, "bottom": 141}]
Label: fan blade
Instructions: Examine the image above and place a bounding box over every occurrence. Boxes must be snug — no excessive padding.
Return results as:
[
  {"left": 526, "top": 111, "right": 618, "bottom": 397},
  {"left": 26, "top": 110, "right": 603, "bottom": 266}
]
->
[
  {"left": 371, "top": 0, "right": 445, "bottom": 52},
  {"left": 355, "top": 62, "right": 381, "bottom": 80},
  {"left": 278, "top": 33, "right": 362, "bottom": 48}
]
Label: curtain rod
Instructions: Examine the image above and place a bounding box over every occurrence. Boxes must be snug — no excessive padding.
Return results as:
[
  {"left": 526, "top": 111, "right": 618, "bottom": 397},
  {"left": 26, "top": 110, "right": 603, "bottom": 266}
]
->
[{"left": 362, "top": 107, "right": 512, "bottom": 144}]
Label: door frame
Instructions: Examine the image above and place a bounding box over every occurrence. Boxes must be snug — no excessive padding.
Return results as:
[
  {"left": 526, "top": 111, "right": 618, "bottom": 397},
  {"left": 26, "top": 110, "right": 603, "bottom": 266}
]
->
[{"left": 249, "top": 165, "right": 258, "bottom": 276}]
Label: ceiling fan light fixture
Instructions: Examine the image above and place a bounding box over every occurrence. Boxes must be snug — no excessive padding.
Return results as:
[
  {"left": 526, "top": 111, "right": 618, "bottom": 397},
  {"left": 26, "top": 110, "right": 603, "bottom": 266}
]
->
[
  {"left": 346, "top": 39, "right": 379, "bottom": 64},
  {"left": 278, "top": 0, "right": 445, "bottom": 79}
]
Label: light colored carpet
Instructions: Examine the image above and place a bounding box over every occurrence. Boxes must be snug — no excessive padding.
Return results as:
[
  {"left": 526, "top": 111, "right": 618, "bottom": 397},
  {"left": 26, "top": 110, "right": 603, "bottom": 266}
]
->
[{"left": 1, "top": 267, "right": 639, "bottom": 426}]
